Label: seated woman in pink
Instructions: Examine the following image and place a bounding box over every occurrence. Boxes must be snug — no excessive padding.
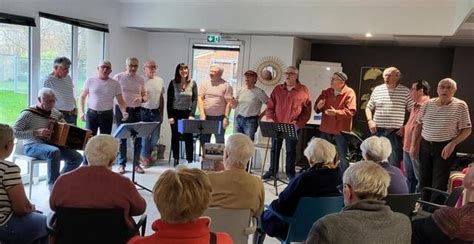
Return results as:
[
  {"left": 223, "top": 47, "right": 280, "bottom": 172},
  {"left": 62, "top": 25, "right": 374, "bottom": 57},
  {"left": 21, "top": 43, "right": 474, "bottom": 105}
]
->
[
  {"left": 129, "top": 168, "right": 233, "bottom": 244},
  {"left": 50, "top": 134, "right": 146, "bottom": 232}
]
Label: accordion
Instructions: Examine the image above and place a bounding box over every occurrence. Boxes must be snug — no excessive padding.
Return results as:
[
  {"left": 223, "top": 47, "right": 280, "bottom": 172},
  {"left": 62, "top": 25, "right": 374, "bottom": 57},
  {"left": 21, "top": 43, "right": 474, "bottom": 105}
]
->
[{"left": 48, "top": 121, "right": 92, "bottom": 150}]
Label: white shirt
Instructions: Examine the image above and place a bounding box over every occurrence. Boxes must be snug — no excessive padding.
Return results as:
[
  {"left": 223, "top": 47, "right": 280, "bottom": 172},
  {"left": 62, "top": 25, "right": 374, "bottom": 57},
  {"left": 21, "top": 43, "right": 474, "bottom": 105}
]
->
[{"left": 142, "top": 76, "right": 165, "bottom": 109}]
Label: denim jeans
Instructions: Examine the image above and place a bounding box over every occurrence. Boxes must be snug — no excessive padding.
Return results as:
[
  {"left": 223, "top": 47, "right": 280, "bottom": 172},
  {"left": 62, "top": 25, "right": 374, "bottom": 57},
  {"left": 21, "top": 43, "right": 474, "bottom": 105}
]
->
[
  {"left": 234, "top": 115, "right": 259, "bottom": 141},
  {"left": 403, "top": 150, "right": 420, "bottom": 193},
  {"left": 86, "top": 109, "right": 114, "bottom": 135},
  {"left": 200, "top": 115, "right": 225, "bottom": 144},
  {"left": 140, "top": 108, "right": 162, "bottom": 160},
  {"left": 115, "top": 106, "right": 142, "bottom": 167},
  {"left": 375, "top": 128, "right": 403, "bottom": 168},
  {"left": 320, "top": 132, "right": 349, "bottom": 174},
  {"left": 269, "top": 137, "right": 298, "bottom": 179},
  {"left": 24, "top": 143, "right": 82, "bottom": 190},
  {"left": 0, "top": 212, "right": 48, "bottom": 244}
]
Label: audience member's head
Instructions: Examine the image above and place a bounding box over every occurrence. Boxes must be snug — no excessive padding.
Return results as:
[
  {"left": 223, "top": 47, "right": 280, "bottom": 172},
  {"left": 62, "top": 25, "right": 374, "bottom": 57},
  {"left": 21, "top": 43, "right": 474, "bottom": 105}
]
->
[
  {"left": 223, "top": 133, "right": 254, "bottom": 170},
  {"left": 153, "top": 168, "right": 212, "bottom": 224},
  {"left": 304, "top": 137, "right": 338, "bottom": 168},
  {"left": 465, "top": 163, "right": 474, "bottom": 202},
  {"left": 84, "top": 134, "right": 119, "bottom": 167},
  {"left": 342, "top": 161, "right": 391, "bottom": 205},
  {"left": 360, "top": 136, "right": 392, "bottom": 163},
  {"left": 0, "top": 124, "right": 14, "bottom": 159}
]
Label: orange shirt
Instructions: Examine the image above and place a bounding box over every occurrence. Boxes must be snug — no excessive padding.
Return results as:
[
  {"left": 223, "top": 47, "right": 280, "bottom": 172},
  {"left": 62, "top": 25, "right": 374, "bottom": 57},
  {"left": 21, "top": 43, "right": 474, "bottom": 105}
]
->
[
  {"left": 403, "top": 96, "right": 429, "bottom": 152},
  {"left": 315, "top": 85, "right": 356, "bottom": 135}
]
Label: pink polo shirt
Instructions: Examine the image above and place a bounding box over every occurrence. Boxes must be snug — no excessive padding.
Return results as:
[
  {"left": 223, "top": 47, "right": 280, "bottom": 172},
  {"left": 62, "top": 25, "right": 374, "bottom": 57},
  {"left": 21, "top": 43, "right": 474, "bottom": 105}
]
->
[
  {"left": 83, "top": 77, "right": 122, "bottom": 111},
  {"left": 113, "top": 72, "right": 145, "bottom": 108},
  {"left": 199, "top": 79, "right": 233, "bottom": 116},
  {"left": 266, "top": 82, "right": 311, "bottom": 129}
]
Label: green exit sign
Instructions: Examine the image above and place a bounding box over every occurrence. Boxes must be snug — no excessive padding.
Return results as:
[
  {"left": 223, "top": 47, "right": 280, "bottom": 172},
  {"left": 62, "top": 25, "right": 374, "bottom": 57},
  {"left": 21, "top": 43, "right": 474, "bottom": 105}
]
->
[{"left": 207, "top": 34, "right": 221, "bottom": 43}]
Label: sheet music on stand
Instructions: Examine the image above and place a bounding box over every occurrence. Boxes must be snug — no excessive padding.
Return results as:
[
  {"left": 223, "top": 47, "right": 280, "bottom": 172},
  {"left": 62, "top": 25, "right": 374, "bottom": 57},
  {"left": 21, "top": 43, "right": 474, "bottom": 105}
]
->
[
  {"left": 259, "top": 121, "right": 298, "bottom": 195},
  {"left": 113, "top": 121, "right": 160, "bottom": 192},
  {"left": 178, "top": 119, "right": 221, "bottom": 158}
]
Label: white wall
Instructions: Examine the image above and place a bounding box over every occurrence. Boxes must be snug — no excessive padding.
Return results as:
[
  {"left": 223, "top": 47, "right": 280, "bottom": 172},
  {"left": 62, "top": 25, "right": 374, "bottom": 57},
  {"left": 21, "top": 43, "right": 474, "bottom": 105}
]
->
[{"left": 292, "top": 37, "right": 312, "bottom": 67}]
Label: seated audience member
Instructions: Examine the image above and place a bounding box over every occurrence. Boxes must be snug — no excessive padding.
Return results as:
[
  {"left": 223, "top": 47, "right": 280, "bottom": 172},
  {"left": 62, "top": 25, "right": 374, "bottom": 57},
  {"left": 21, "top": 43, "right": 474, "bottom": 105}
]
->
[
  {"left": 360, "top": 136, "right": 409, "bottom": 194},
  {"left": 412, "top": 163, "right": 474, "bottom": 243},
  {"left": 0, "top": 124, "right": 48, "bottom": 244},
  {"left": 306, "top": 161, "right": 411, "bottom": 244},
  {"left": 129, "top": 168, "right": 232, "bottom": 244},
  {"left": 255, "top": 138, "right": 342, "bottom": 243},
  {"left": 207, "top": 133, "right": 264, "bottom": 217},
  {"left": 50, "top": 134, "right": 146, "bottom": 232}
]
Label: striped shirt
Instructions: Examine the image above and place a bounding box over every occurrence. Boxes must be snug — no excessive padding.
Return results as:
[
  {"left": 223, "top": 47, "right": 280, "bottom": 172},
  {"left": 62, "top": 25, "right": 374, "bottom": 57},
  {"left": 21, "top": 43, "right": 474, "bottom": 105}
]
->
[
  {"left": 0, "top": 160, "right": 22, "bottom": 225},
  {"left": 367, "top": 84, "right": 414, "bottom": 128},
  {"left": 417, "top": 97, "right": 472, "bottom": 142},
  {"left": 13, "top": 107, "right": 64, "bottom": 145},
  {"left": 43, "top": 74, "right": 76, "bottom": 111}
]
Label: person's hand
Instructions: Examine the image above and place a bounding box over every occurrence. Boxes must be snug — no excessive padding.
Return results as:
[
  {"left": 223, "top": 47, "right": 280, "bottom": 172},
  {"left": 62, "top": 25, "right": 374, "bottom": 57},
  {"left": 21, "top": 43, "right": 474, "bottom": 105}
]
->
[
  {"left": 80, "top": 112, "right": 86, "bottom": 121},
  {"left": 396, "top": 126, "right": 405, "bottom": 136},
  {"left": 316, "top": 99, "right": 326, "bottom": 110},
  {"left": 34, "top": 128, "right": 52, "bottom": 139},
  {"left": 442, "top": 142, "right": 456, "bottom": 160},
  {"left": 409, "top": 145, "right": 419, "bottom": 159},
  {"left": 325, "top": 106, "right": 337, "bottom": 116},
  {"left": 223, "top": 117, "right": 229, "bottom": 128},
  {"left": 200, "top": 114, "right": 206, "bottom": 120},
  {"left": 132, "top": 97, "right": 142, "bottom": 103},
  {"left": 188, "top": 116, "right": 195, "bottom": 120},
  {"left": 121, "top": 112, "right": 129, "bottom": 121},
  {"left": 265, "top": 117, "right": 274, "bottom": 122},
  {"left": 368, "top": 120, "right": 377, "bottom": 134},
  {"left": 230, "top": 97, "right": 238, "bottom": 108},
  {"left": 169, "top": 118, "right": 175, "bottom": 124}
]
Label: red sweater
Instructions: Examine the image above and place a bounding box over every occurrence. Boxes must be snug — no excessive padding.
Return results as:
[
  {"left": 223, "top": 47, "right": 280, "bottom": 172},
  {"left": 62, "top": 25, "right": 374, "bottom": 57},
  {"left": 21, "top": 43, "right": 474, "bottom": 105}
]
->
[
  {"left": 315, "top": 85, "right": 356, "bottom": 135},
  {"left": 128, "top": 218, "right": 233, "bottom": 244},
  {"left": 50, "top": 166, "right": 146, "bottom": 229},
  {"left": 266, "top": 82, "right": 311, "bottom": 129}
]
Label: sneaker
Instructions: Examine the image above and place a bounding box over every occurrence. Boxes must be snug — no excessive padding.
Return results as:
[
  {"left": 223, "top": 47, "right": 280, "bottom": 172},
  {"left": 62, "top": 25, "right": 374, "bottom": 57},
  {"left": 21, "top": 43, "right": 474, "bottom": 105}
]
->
[
  {"left": 262, "top": 171, "right": 273, "bottom": 180},
  {"left": 140, "top": 158, "right": 151, "bottom": 169},
  {"left": 135, "top": 165, "right": 145, "bottom": 174},
  {"left": 117, "top": 166, "right": 126, "bottom": 174}
]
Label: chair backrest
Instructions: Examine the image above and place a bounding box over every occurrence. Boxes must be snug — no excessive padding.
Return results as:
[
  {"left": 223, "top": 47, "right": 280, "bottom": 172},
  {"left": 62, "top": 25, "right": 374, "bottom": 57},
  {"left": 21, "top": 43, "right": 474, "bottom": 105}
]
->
[
  {"left": 53, "top": 207, "right": 130, "bottom": 244},
  {"left": 204, "top": 208, "right": 254, "bottom": 244},
  {"left": 445, "top": 186, "right": 465, "bottom": 207},
  {"left": 384, "top": 193, "right": 421, "bottom": 218},
  {"left": 285, "top": 196, "right": 344, "bottom": 242},
  {"left": 13, "top": 140, "right": 25, "bottom": 155}
]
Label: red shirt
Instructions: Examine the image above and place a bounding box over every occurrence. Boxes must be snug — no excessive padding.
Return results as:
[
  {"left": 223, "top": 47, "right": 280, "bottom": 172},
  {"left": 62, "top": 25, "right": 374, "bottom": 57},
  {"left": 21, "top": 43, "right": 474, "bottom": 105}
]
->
[
  {"left": 315, "top": 85, "right": 356, "bottom": 135},
  {"left": 266, "top": 82, "right": 311, "bottom": 129},
  {"left": 128, "top": 218, "right": 233, "bottom": 244},
  {"left": 432, "top": 203, "right": 474, "bottom": 241},
  {"left": 403, "top": 96, "right": 429, "bottom": 152}
]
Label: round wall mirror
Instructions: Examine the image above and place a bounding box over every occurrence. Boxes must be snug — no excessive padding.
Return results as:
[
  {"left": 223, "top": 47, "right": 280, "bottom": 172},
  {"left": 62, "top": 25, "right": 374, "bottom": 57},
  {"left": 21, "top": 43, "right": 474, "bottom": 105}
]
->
[{"left": 254, "top": 56, "right": 285, "bottom": 86}]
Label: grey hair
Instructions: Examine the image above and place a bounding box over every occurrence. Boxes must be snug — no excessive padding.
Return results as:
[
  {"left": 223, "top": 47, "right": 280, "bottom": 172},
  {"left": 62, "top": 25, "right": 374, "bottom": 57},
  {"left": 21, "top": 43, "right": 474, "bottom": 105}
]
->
[
  {"left": 223, "top": 133, "right": 254, "bottom": 169},
  {"left": 53, "top": 56, "right": 71, "bottom": 68},
  {"left": 438, "top": 78, "right": 457, "bottom": 90},
  {"left": 126, "top": 57, "right": 139, "bottom": 65},
  {"left": 343, "top": 161, "right": 391, "bottom": 200},
  {"left": 38, "top": 87, "right": 56, "bottom": 98},
  {"left": 97, "top": 60, "right": 112, "bottom": 68},
  {"left": 210, "top": 64, "right": 224, "bottom": 75},
  {"left": 303, "top": 138, "right": 336, "bottom": 167},
  {"left": 360, "top": 136, "right": 392, "bottom": 163},
  {"left": 0, "top": 124, "right": 14, "bottom": 148},
  {"left": 286, "top": 65, "right": 299, "bottom": 75},
  {"left": 383, "top": 67, "right": 402, "bottom": 81},
  {"left": 84, "top": 134, "right": 119, "bottom": 167}
]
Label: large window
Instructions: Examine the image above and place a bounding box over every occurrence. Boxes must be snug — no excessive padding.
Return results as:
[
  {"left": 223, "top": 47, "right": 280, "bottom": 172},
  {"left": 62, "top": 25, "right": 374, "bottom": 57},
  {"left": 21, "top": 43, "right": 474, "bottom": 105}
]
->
[
  {"left": 76, "top": 27, "right": 104, "bottom": 100},
  {"left": 40, "top": 17, "right": 72, "bottom": 81}
]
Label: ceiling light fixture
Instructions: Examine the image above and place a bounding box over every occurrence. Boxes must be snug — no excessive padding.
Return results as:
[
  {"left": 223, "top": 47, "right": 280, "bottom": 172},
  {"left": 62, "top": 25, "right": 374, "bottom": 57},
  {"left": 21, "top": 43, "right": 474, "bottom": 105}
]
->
[
  {"left": 326, "top": 67, "right": 331, "bottom": 71},
  {"left": 365, "top": 32, "right": 373, "bottom": 38},
  {"left": 200, "top": 28, "right": 206, "bottom": 32}
]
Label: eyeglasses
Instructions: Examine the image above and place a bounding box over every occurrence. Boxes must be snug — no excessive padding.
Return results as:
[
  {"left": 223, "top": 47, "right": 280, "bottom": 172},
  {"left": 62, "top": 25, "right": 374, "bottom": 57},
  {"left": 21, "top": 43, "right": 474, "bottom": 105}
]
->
[
  {"left": 99, "top": 66, "right": 111, "bottom": 70},
  {"left": 284, "top": 72, "right": 297, "bottom": 75},
  {"left": 145, "top": 65, "right": 157, "bottom": 69},
  {"left": 128, "top": 64, "right": 139, "bottom": 68}
]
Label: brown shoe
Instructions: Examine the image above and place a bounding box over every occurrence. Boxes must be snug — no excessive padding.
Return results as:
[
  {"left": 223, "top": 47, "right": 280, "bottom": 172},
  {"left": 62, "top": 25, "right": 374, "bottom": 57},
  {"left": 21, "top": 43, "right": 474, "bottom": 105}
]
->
[
  {"left": 140, "top": 158, "right": 151, "bottom": 169},
  {"left": 135, "top": 165, "right": 145, "bottom": 174},
  {"left": 117, "top": 166, "right": 126, "bottom": 174}
]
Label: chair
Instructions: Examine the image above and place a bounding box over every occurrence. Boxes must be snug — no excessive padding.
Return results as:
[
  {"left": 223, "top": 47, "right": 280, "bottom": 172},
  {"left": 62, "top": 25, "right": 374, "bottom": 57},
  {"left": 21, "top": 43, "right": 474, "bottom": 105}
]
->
[
  {"left": 384, "top": 193, "right": 421, "bottom": 218},
  {"left": 265, "top": 196, "right": 344, "bottom": 244},
  {"left": 46, "top": 207, "right": 147, "bottom": 244},
  {"left": 204, "top": 208, "right": 256, "bottom": 244},
  {"left": 418, "top": 186, "right": 465, "bottom": 213},
  {"left": 11, "top": 140, "right": 47, "bottom": 199}
]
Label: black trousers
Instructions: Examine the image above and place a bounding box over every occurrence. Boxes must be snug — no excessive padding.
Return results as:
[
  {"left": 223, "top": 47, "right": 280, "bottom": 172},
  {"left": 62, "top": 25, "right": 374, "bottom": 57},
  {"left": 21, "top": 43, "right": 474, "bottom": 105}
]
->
[
  {"left": 412, "top": 216, "right": 450, "bottom": 244},
  {"left": 170, "top": 110, "right": 194, "bottom": 162}
]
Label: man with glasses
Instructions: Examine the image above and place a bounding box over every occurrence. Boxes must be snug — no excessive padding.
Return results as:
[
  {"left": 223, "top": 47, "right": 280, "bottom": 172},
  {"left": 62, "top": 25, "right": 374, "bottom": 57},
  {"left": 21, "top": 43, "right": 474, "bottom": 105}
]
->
[
  {"left": 43, "top": 56, "right": 77, "bottom": 125},
  {"left": 140, "top": 60, "right": 164, "bottom": 168},
  {"left": 263, "top": 66, "right": 311, "bottom": 180},
  {"left": 113, "top": 57, "right": 148, "bottom": 174},
  {"left": 79, "top": 60, "right": 128, "bottom": 136}
]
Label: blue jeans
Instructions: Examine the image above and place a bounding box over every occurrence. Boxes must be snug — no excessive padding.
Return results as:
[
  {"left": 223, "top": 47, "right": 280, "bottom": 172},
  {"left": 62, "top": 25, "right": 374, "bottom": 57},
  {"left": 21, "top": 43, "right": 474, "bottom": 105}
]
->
[
  {"left": 403, "top": 150, "right": 420, "bottom": 193},
  {"left": 115, "top": 106, "right": 142, "bottom": 167},
  {"left": 86, "top": 109, "right": 113, "bottom": 135},
  {"left": 234, "top": 115, "right": 259, "bottom": 141},
  {"left": 320, "top": 132, "right": 349, "bottom": 173},
  {"left": 200, "top": 115, "right": 225, "bottom": 144},
  {"left": 0, "top": 212, "right": 48, "bottom": 244},
  {"left": 269, "top": 137, "right": 298, "bottom": 179},
  {"left": 140, "top": 108, "right": 162, "bottom": 160},
  {"left": 24, "top": 143, "right": 82, "bottom": 190},
  {"left": 375, "top": 128, "right": 403, "bottom": 168}
]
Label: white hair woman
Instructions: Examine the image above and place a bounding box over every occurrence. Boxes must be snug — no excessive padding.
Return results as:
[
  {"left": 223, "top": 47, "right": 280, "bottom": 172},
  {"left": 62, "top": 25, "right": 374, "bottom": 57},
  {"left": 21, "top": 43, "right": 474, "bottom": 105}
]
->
[
  {"left": 207, "top": 133, "right": 264, "bottom": 217},
  {"left": 256, "top": 138, "right": 342, "bottom": 243},
  {"left": 307, "top": 161, "right": 411, "bottom": 244},
  {"left": 50, "top": 135, "right": 146, "bottom": 236},
  {"left": 360, "top": 136, "right": 408, "bottom": 194}
]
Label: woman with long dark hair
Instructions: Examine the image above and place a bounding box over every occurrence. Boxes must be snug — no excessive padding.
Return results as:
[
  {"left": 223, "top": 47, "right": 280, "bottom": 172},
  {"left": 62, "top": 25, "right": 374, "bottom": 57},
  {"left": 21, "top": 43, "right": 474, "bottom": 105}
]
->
[{"left": 167, "top": 63, "right": 198, "bottom": 166}]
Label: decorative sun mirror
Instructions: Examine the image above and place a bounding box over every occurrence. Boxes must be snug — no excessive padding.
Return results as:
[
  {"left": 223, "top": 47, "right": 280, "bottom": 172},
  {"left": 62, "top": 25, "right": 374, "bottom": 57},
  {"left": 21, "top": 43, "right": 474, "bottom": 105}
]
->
[{"left": 254, "top": 56, "right": 285, "bottom": 86}]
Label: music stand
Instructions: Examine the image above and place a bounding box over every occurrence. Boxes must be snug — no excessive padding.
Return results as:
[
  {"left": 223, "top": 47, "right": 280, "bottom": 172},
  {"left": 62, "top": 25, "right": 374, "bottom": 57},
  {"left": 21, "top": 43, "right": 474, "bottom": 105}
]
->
[
  {"left": 259, "top": 121, "right": 298, "bottom": 195},
  {"left": 178, "top": 119, "right": 221, "bottom": 158},
  {"left": 113, "top": 121, "right": 160, "bottom": 192}
]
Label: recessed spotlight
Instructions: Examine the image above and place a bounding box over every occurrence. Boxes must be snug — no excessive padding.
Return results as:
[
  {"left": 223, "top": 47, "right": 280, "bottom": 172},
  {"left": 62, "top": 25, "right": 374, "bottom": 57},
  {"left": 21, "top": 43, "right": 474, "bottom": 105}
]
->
[
  {"left": 200, "top": 28, "right": 206, "bottom": 32},
  {"left": 326, "top": 67, "right": 331, "bottom": 71},
  {"left": 365, "top": 32, "right": 372, "bottom": 38}
]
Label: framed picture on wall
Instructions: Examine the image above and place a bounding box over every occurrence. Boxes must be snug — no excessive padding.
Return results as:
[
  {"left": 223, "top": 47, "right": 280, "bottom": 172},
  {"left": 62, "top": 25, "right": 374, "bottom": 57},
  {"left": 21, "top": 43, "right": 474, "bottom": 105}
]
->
[{"left": 357, "top": 66, "right": 386, "bottom": 122}]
